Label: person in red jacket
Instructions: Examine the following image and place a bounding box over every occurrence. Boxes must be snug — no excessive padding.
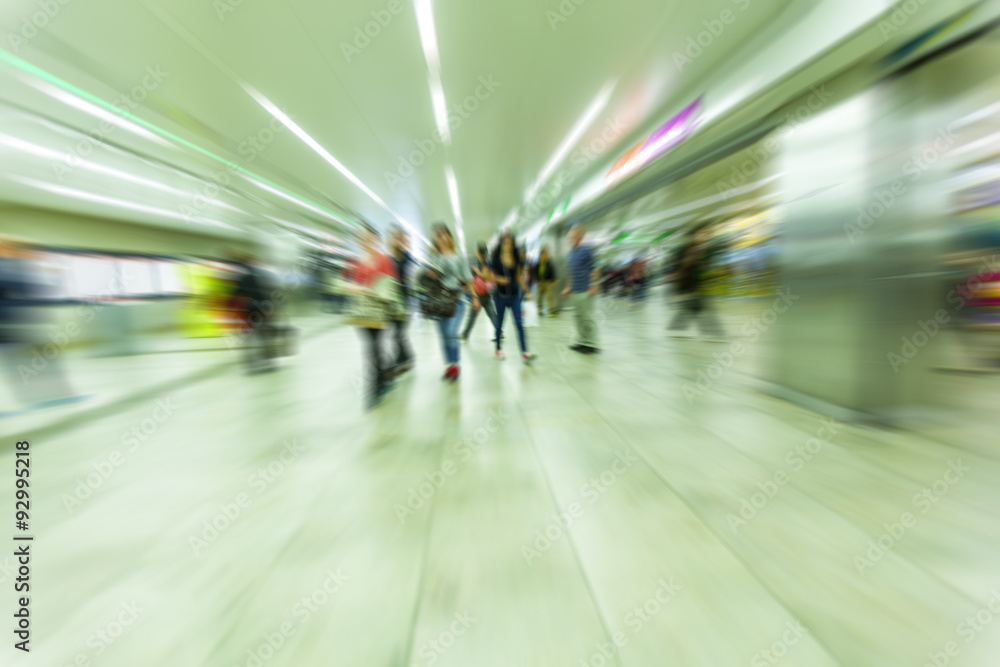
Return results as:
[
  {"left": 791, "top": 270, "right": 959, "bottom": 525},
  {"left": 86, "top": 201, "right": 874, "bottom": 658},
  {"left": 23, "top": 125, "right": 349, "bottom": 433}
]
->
[{"left": 346, "top": 224, "right": 398, "bottom": 409}]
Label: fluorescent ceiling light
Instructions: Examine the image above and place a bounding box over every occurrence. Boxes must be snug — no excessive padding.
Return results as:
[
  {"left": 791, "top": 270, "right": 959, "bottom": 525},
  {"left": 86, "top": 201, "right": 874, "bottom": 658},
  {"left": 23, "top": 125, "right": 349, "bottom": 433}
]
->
[
  {"left": 27, "top": 79, "right": 174, "bottom": 148},
  {"left": 247, "top": 91, "right": 385, "bottom": 207},
  {"left": 523, "top": 82, "right": 616, "bottom": 205},
  {"left": 0, "top": 133, "right": 245, "bottom": 214},
  {"left": 245, "top": 87, "right": 424, "bottom": 238},
  {"left": 445, "top": 164, "right": 466, "bottom": 249},
  {"left": 0, "top": 48, "right": 355, "bottom": 231},
  {"left": 954, "top": 101, "right": 1000, "bottom": 129},
  {"left": 414, "top": 0, "right": 451, "bottom": 145},
  {"left": 6, "top": 174, "right": 238, "bottom": 230}
]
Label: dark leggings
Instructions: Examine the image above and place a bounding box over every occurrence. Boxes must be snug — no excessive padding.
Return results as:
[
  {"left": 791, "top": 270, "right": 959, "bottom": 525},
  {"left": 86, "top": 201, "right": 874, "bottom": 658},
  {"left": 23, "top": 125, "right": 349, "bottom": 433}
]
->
[
  {"left": 494, "top": 295, "right": 527, "bottom": 353},
  {"left": 360, "top": 328, "right": 387, "bottom": 398},
  {"left": 390, "top": 318, "right": 413, "bottom": 368}
]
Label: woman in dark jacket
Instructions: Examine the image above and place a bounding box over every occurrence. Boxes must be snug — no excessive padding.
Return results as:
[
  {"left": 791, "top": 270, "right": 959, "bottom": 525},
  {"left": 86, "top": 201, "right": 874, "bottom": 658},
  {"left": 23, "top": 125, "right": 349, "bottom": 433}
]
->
[{"left": 487, "top": 232, "right": 535, "bottom": 361}]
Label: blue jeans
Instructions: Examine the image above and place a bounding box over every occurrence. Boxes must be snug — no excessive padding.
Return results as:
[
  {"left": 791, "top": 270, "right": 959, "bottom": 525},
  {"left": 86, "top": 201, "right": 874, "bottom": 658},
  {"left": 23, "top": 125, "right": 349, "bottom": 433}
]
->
[
  {"left": 494, "top": 295, "right": 527, "bottom": 353},
  {"left": 437, "top": 299, "right": 467, "bottom": 364}
]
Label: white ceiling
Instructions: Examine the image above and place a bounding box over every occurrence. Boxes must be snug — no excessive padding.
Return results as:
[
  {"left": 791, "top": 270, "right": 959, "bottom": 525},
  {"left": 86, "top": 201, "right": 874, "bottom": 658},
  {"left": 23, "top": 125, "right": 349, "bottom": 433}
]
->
[{"left": 0, "top": 0, "right": 932, "bottom": 252}]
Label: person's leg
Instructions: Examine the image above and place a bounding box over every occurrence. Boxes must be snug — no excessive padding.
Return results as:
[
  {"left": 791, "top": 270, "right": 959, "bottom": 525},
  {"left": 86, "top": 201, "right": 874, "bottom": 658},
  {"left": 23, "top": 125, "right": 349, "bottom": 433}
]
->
[
  {"left": 578, "top": 293, "right": 598, "bottom": 349},
  {"left": 461, "top": 297, "right": 480, "bottom": 339},
  {"left": 394, "top": 317, "right": 413, "bottom": 368},
  {"left": 358, "top": 327, "right": 381, "bottom": 403},
  {"left": 697, "top": 298, "right": 726, "bottom": 338},
  {"left": 445, "top": 300, "right": 466, "bottom": 364},
  {"left": 483, "top": 293, "right": 498, "bottom": 339},
  {"left": 546, "top": 282, "right": 558, "bottom": 314},
  {"left": 512, "top": 295, "right": 528, "bottom": 352},
  {"left": 570, "top": 293, "right": 585, "bottom": 345},
  {"left": 669, "top": 296, "right": 695, "bottom": 331},
  {"left": 243, "top": 310, "right": 263, "bottom": 371},
  {"left": 436, "top": 316, "right": 450, "bottom": 364},
  {"left": 494, "top": 297, "right": 508, "bottom": 351}
]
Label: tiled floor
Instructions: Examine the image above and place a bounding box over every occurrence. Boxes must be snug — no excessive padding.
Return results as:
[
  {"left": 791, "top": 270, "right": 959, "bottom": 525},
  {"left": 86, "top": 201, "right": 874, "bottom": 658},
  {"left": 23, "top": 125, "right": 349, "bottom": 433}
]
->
[{"left": 4, "top": 294, "right": 999, "bottom": 666}]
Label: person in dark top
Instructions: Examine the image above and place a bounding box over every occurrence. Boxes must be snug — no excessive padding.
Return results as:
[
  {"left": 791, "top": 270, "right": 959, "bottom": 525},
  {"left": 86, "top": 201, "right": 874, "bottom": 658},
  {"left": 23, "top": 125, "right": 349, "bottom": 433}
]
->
[
  {"left": 668, "top": 225, "right": 726, "bottom": 338},
  {"left": 461, "top": 242, "right": 498, "bottom": 342},
  {"left": 231, "top": 251, "right": 278, "bottom": 373},
  {"left": 562, "top": 224, "right": 602, "bottom": 353},
  {"left": 487, "top": 232, "right": 535, "bottom": 361},
  {"left": 533, "top": 245, "right": 559, "bottom": 316},
  {"left": 388, "top": 225, "right": 415, "bottom": 376}
]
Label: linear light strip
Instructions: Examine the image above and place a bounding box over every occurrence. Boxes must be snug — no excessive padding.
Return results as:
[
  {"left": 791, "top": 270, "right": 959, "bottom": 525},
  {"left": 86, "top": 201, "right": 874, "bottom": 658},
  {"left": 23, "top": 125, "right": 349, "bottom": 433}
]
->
[{"left": 0, "top": 48, "right": 353, "bottom": 228}]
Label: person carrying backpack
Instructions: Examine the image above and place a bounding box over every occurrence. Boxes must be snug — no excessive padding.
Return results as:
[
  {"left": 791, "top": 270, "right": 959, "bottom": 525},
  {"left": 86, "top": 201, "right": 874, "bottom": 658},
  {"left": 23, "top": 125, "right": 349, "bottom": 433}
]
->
[{"left": 424, "top": 223, "right": 479, "bottom": 381}]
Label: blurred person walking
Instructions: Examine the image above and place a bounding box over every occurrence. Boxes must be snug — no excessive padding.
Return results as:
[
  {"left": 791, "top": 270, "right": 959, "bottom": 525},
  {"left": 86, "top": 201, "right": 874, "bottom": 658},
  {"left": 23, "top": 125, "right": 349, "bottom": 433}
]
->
[
  {"left": 388, "top": 225, "right": 415, "bottom": 377},
  {"left": 561, "top": 224, "right": 602, "bottom": 354},
  {"left": 231, "top": 250, "right": 279, "bottom": 374},
  {"left": 488, "top": 232, "right": 535, "bottom": 361},
  {"left": 533, "top": 245, "right": 559, "bottom": 316},
  {"left": 0, "top": 237, "right": 85, "bottom": 415},
  {"left": 425, "top": 224, "right": 478, "bottom": 381},
  {"left": 668, "top": 226, "right": 726, "bottom": 339},
  {"left": 345, "top": 224, "right": 400, "bottom": 409},
  {"left": 460, "top": 242, "right": 497, "bottom": 342}
]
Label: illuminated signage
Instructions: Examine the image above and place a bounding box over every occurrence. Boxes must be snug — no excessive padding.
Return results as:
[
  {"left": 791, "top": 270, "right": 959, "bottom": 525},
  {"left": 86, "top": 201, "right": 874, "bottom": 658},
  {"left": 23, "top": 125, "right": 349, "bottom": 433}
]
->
[{"left": 606, "top": 97, "right": 702, "bottom": 184}]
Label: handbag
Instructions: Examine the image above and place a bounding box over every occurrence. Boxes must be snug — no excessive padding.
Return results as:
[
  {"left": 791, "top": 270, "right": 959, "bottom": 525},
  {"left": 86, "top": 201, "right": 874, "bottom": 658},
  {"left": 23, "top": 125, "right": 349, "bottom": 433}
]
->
[
  {"left": 474, "top": 275, "right": 494, "bottom": 296},
  {"left": 346, "top": 275, "right": 396, "bottom": 329},
  {"left": 522, "top": 301, "right": 540, "bottom": 327},
  {"left": 418, "top": 271, "right": 460, "bottom": 319}
]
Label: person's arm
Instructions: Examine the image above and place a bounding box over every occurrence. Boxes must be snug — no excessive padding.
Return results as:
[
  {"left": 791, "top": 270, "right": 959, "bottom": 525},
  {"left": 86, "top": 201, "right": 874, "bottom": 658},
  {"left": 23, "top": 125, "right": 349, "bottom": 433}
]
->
[
  {"left": 587, "top": 249, "right": 601, "bottom": 297},
  {"left": 460, "top": 260, "right": 480, "bottom": 310}
]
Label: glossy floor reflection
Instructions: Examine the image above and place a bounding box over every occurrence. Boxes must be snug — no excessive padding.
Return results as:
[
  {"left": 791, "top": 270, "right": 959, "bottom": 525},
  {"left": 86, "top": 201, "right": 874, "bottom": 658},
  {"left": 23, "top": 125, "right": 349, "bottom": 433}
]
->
[{"left": 6, "top": 294, "right": 1000, "bottom": 666}]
